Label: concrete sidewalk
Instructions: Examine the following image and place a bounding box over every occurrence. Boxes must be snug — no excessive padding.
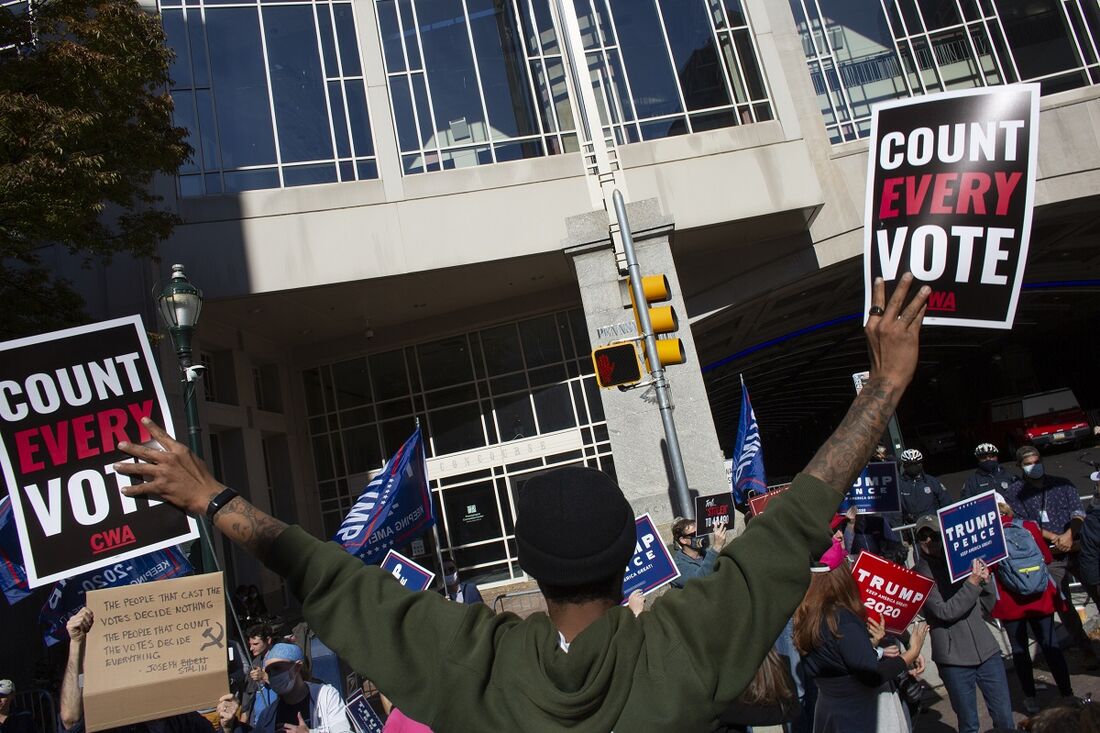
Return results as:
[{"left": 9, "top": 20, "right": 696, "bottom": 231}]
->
[{"left": 914, "top": 596, "right": 1099, "bottom": 731}]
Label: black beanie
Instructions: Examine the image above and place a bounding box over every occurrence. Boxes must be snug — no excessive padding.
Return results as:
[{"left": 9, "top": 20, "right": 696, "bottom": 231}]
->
[{"left": 515, "top": 466, "right": 636, "bottom": 586}]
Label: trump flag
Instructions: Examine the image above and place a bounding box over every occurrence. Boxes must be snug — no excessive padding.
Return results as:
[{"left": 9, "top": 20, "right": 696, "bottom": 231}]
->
[
  {"left": 732, "top": 376, "right": 766, "bottom": 504},
  {"left": 333, "top": 428, "right": 435, "bottom": 564}
]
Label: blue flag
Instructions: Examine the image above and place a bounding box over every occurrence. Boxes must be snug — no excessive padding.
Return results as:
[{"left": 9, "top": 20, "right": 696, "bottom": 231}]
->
[
  {"left": 39, "top": 546, "right": 193, "bottom": 645},
  {"left": 732, "top": 375, "right": 767, "bottom": 504},
  {"left": 0, "top": 496, "right": 32, "bottom": 605},
  {"left": 333, "top": 428, "right": 435, "bottom": 564}
]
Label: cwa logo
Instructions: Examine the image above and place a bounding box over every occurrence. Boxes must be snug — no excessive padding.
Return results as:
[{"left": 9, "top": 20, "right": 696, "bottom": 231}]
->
[
  {"left": 927, "top": 290, "right": 957, "bottom": 312},
  {"left": 89, "top": 524, "right": 136, "bottom": 554}
]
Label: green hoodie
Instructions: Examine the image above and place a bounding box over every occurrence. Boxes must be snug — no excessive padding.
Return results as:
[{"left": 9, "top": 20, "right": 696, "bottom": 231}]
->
[{"left": 264, "top": 472, "right": 837, "bottom": 732}]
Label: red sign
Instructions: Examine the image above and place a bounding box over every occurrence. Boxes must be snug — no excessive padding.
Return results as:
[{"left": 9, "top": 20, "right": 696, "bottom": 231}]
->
[
  {"left": 851, "top": 551, "right": 935, "bottom": 634},
  {"left": 748, "top": 484, "right": 791, "bottom": 516}
]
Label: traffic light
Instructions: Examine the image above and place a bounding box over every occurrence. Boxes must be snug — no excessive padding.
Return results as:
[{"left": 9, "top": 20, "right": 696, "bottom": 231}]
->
[
  {"left": 591, "top": 342, "right": 642, "bottom": 388},
  {"left": 629, "top": 275, "right": 686, "bottom": 368}
]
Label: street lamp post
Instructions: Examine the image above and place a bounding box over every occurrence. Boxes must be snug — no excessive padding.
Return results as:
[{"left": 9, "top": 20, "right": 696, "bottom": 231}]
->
[{"left": 157, "top": 264, "right": 217, "bottom": 574}]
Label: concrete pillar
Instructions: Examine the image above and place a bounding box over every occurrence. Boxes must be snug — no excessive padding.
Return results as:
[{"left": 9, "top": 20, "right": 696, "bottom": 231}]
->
[{"left": 564, "top": 199, "right": 728, "bottom": 527}]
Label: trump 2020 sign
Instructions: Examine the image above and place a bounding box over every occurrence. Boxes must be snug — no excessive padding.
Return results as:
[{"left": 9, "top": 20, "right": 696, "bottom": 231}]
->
[
  {"left": 864, "top": 84, "right": 1039, "bottom": 329},
  {"left": 937, "top": 490, "right": 1007, "bottom": 583},
  {"left": 0, "top": 316, "right": 198, "bottom": 587}
]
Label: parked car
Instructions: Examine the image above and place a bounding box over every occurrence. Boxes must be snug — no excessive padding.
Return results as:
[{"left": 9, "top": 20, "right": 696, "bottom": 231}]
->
[{"left": 981, "top": 388, "right": 1092, "bottom": 453}]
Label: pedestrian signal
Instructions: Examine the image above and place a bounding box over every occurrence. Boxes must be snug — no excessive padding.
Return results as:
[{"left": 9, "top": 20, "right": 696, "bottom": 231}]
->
[{"left": 592, "top": 343, "right": 643, "bottom": 388}]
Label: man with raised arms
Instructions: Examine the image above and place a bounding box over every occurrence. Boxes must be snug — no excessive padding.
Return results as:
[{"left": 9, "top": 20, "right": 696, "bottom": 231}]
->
[{"left": 113, "top": 276, "right": 930, "bottom": 732}]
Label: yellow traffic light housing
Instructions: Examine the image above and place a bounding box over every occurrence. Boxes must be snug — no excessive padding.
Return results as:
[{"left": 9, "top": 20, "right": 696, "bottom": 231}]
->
[
  {"left": 591, "top": 342, "right": 643, "bottom": 388},
  {"left": 629, "top": 274, "right": 685, "bottom": 368}
]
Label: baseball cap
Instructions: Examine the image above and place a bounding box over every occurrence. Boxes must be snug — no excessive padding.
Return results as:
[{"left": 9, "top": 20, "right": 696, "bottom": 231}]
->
[
  {"left": 263, "top": 642, "right": 304, "bottom": 669},
  {"left": 914, "top": 515, "right": 940, "bottom": 537},
  {"left": 0, "top": 680, "right": 13, "bottom": 695}
]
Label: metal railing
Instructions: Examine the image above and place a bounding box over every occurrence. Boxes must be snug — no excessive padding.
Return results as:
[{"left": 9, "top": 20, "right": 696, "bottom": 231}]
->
[{"left": 12, "top": 688, "right": 58, "bottom": 733}]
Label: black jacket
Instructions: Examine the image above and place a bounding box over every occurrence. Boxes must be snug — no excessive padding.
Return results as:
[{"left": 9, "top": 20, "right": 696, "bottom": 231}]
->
[
  {"left": 961, "top": 463, "right": 1015, "bottom": 500},
  {"left": 1079, "top": 498, "right": 1100, "bottom": 589},
  {"left": 897, "top": 471, "right": 947, "bottom": 523}
]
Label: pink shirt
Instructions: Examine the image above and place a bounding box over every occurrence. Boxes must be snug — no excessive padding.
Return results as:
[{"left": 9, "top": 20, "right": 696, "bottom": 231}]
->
[{"left": 382, "top": 707, "right": 433, "bottom": 733}]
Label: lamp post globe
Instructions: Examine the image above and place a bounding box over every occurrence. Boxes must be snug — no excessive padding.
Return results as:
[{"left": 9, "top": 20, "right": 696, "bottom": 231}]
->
[{"left": 158, "top": 263, "right": 203, "bottom": 368}]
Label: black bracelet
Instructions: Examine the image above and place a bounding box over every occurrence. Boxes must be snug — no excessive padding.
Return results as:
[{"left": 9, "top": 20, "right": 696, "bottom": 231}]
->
[{"left": 206, "top": 487, "right": 240, "bottom": 521}]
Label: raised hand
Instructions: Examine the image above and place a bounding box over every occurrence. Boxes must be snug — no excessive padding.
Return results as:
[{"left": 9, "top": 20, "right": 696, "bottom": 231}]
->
[
  {"left": 65, "top": 607, "right": 94, "bottom": 644},
  {"left": 805, "top": 274, "right": 930, "bottom": 495},
  {"left": 114, "top": 419, "right": 223, "bottom": 516}
]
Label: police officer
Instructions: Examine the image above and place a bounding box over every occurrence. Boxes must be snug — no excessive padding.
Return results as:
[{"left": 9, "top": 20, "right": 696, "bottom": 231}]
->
[
  {"left": 897, "top": 449, "right": 947, "bottom": 524},
  {"left": 960, "top": 443, "right": 1013, "bottom": 500}
]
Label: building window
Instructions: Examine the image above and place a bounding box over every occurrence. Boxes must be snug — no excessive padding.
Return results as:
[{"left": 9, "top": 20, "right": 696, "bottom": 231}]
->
[
  {"left": 576, "top": 0, "right": 774, "bottom": 144},
  {"left": 790, "top": 0, "right": 1100, "bottom": 144},
  {"left": 376, "top": 0, "right": 580, "bottom": 174},
  {"left": 160, "top": 0, "right": 378, "bottom": 196},
  {"left": 302, "top": 308, "right": 614, "bottom": 586}
]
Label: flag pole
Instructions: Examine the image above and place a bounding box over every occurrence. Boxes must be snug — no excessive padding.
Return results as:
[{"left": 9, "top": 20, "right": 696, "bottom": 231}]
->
[{"left": 416, "top": 417, "right": 449, "bottom": 595}]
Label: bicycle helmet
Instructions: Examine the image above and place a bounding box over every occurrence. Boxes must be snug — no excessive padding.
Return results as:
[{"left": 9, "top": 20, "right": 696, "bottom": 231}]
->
[
  {"left": 899, "top": 448, "right": 923, "bottom": 463},
  {"left": 974, "top": 442, "right": 999, "bottom": 457}
]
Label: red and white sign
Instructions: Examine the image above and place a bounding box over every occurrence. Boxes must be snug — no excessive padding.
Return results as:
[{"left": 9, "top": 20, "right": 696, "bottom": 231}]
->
[
  {"left": 851, "top": 551, "right": 935, "bottom": 634},
  {"left": 748, "top": 484, "right": 791, "bottom": 516}
]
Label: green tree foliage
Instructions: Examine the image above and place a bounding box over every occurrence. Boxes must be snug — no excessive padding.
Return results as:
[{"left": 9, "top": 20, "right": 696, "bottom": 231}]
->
[{"left": 0, "top": 0, "right": 190, "bottom": 339}]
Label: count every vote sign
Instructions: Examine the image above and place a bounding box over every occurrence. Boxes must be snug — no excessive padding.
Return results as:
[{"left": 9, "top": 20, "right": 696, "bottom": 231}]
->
[
  {"left": 864, "top": 84, "right": 1039, "bottom": 328},
  {"left": 0, "top": 316, "right": 198, "bottom": 587}
]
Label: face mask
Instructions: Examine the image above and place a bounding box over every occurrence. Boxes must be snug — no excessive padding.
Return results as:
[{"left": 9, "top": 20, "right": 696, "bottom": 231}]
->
[
  {"left": 1023, "top": 463, "right": 1045, "bottom": 480},
  {"left": 904, "top": 463, "right": 923, "bottom": 477},
  {"left": 445, "top": 572, "right": 459, "bottom": 585},
  {"left": 688, "top": 535, "right": 709, "bottom": 551},
  {"left": 979, "top": 460, "right": 999, "bottom": 473},
  {"left": 267, "top": 669, "right": 297, "bottom": 696}
]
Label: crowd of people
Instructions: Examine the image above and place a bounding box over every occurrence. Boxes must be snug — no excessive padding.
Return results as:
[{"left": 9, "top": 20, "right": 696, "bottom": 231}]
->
[{"left": 3, "top": 278, "right": 1100, "bottom": 733}]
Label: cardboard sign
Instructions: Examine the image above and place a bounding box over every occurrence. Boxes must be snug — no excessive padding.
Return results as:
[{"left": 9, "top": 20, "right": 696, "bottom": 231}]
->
[
  {"left": 748, "top": 484, "right": 791, "bottom": 516},
  {"left": 937, "top": 490, "right": 1007, "bottom": 583},
  {"left": 345, "top": 691, "right": 385, "bottom": 733},
  {"left": 840, "top": 462, "right": 901, "bottom": 514},
  {"left": 0, "top": 316, "right": 198, "bottom": 587},
  {"left": 851, "top": 551, "right": 935, "bottom": 634},
  {"left": 380, "top": 549, "right": 435, "bottom": 592},
  {"left": 622, "top": 513, "right": 679, "bottom": 599},
  {"left": 694, "top": 492, "right": 732, "bottom": 533},
  {"left": 82, "top": 572, "right": 227, "bottom": 732},
  {"left": 863, "top": 85, "right": 1040, "bottom": 329}
]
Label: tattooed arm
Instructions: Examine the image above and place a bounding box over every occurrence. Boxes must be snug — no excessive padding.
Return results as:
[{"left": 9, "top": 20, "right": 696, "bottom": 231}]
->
[
  {"left": 805, "top": 274, "right": 930, "bottom": 495},
  {"left": 115, "top": 420, "right": 286, "bottom": 559}
]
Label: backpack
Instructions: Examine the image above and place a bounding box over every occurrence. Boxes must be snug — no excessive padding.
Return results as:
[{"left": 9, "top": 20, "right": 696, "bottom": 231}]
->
[{"left": 995, "top": 520, "right": 1051, "bottom": 596}]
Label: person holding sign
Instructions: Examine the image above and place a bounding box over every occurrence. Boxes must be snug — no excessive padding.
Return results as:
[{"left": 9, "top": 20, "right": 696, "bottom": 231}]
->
[
  {"left": 111, "top": 276, "right": 931, "bottom": 732},
  {"left": 668, "top": 517, "right": 728, "bottom": 588},
  {"left": 58, "top": 608, "right": 214, "bottom": 733},
  {"left": 988, "top": 502, "right": 1075, "bottom": 714},
  {"left": 793, "top": 544, "right": 927, "bottom": 733},
  {"left": 912, "top": 515, "right": 1015, "bottom": 733}
]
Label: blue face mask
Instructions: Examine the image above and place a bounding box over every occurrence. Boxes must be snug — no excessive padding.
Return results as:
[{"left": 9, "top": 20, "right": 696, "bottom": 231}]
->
[
  {"left": 267, "top": 669, "right": 297, "bottom": 696},
  {"left": 1023, "top": 463, "right": 1045, "bottom": 480}
]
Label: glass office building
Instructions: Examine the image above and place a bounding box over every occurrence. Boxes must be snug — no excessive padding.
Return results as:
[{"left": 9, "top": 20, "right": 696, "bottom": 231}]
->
[{"left": 789, "top": 0, "right": 1100, "bottom": 142}]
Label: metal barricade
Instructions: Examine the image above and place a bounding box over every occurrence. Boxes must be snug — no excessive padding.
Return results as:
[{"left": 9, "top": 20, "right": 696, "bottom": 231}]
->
[{"left": 12, "top": 688, "right": 58, "bottom": 733}]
